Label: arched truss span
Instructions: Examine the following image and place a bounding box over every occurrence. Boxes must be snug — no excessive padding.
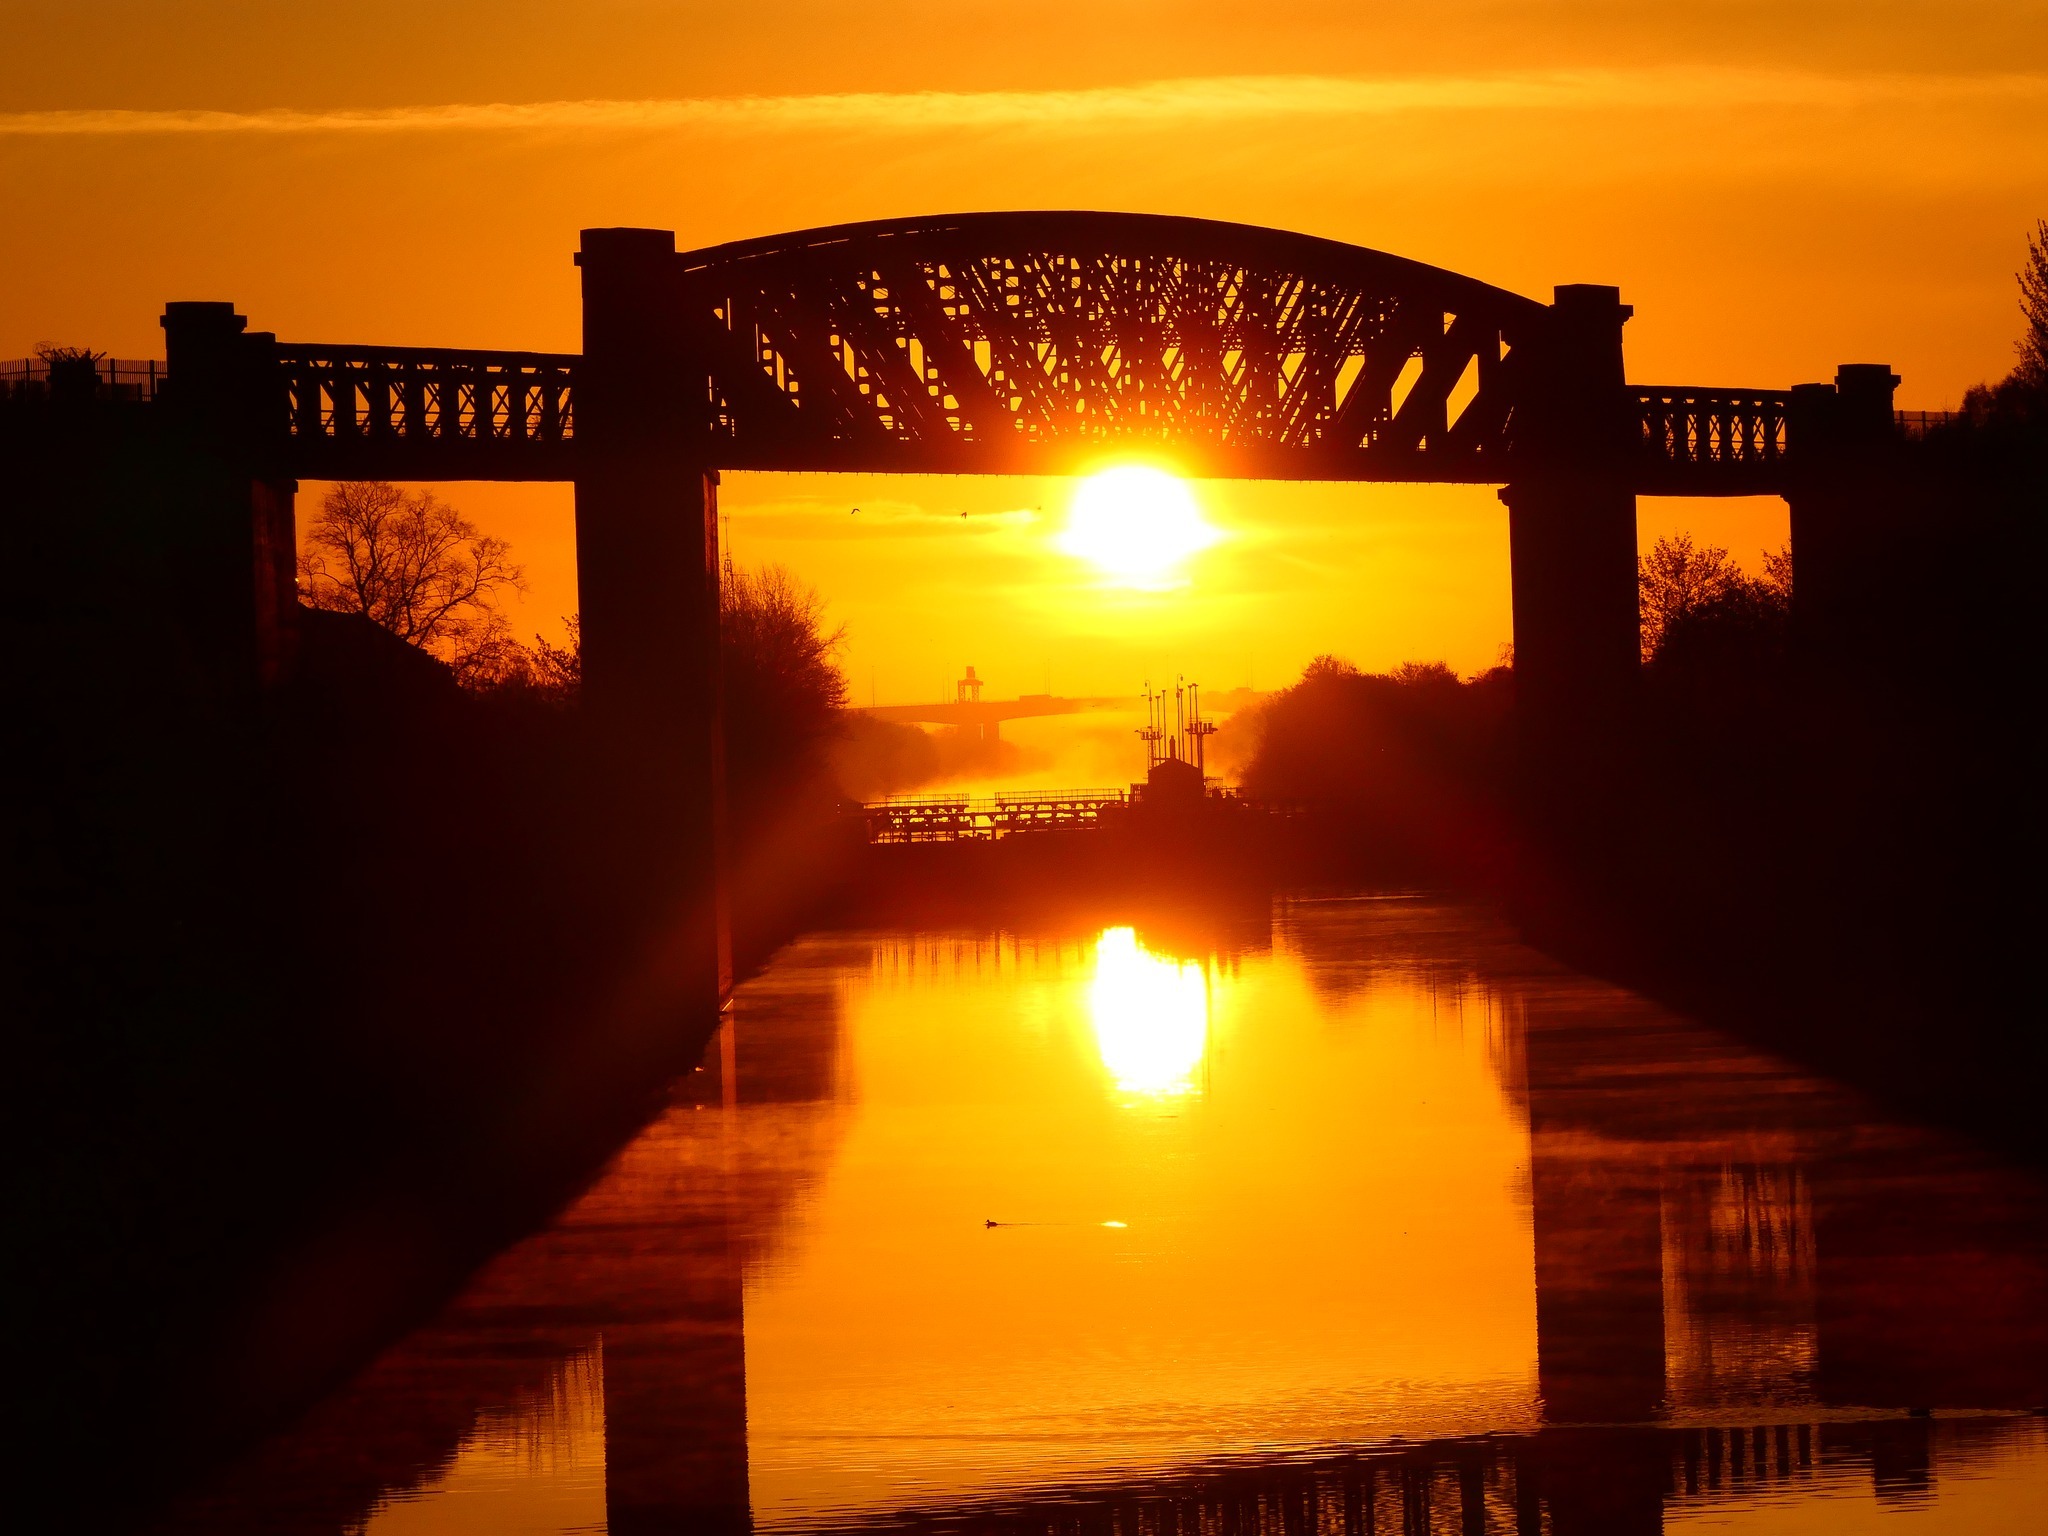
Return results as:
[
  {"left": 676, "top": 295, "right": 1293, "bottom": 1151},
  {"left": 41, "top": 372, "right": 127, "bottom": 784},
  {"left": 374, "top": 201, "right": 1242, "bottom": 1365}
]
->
[{"left": 676, "top": 211, "right": 1549, "bottom": 481}]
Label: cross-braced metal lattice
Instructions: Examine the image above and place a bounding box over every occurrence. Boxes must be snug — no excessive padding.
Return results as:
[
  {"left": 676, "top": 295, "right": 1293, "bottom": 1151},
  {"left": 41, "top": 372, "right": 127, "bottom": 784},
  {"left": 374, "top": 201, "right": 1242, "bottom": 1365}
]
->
[
  {"left": 1633, "top": 386, "right": 1791, "bottom": 495},
  {"left": 277, "top": 344, "right": 576, "bottom": 480},
  {"left": 675, "top": 212, "right": 1549, "bottom": 480},
  {"left": 235, "top": 214, "right": 1822, "bottom": 494}
]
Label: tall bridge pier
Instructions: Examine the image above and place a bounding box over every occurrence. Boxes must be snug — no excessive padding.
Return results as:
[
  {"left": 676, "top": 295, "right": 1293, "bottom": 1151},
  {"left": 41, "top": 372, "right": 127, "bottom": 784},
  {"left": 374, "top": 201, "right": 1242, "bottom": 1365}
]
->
[
  {"left": 158, "top": 300, "right": 301, "bottom": 695},
  {"left": 575, "top": 228, "right": 729, "bottom": 1007},
  {"left": 1502, "top": 284, "right": 1643, "bottom": 801},
  {"left": 1786, "top": 364, "right": 1904, "bottom": 661}
]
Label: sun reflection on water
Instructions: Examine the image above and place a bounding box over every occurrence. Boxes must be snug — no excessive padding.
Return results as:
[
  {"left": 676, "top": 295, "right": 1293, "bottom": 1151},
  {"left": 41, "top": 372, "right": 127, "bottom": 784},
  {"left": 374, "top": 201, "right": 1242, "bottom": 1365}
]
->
[{"left": 1087, "top": 927, "right": 1209, "bottom": 1097}]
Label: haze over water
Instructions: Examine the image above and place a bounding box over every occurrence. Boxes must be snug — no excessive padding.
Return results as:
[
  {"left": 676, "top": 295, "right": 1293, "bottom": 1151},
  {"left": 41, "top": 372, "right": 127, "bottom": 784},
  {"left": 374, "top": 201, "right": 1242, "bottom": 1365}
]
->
[{"left": 155, "top": 897, "right": 2048, "bottom": 1534}]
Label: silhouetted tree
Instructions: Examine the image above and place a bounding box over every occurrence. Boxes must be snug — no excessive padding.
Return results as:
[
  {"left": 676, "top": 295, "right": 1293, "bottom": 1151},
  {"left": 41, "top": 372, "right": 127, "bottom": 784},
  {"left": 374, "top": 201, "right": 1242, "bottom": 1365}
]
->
[
  {"left": 298, "top": 481, "right": 526, "bottom": 680},
  {"left": 2018, "top": 218, "right": 2048, "bottom": 386},
  {"left": 830, "top": 715, "right": 943, "bottom": 800},
  {"left": 1638, "top": 534, "right": 1790, "bottom": 664},
  {"left": 526, "top": 615, "right": 582, "bottom": 698},
  {"left": 1959, "top": 220, "right": 2048, "bottom": 429},
  {"left": 720, "top": 563, "right": 848, "bottom": 813},
  {"left": 1389, "top": 659, "right": 1460, "bottom": 688},
  {"left": 1236, "top": 654, "right": 1514, "bottom": 880},
  {"left": 1639, "top": 535, "right": 1740, "bottom": 660}
]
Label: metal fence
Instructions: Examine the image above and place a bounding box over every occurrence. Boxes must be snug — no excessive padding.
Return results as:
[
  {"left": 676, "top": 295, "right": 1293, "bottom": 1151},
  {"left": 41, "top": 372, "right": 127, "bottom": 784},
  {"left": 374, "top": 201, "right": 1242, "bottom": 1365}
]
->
[
  {"left": 0, "top": 355, "right": 166, "bottom": 403},
  {"left": 1894, "top": 409, "right": 1960, "bottom": 439},
  {"left": 860, "top": 788, "right": 1132, "bottom": 843}
]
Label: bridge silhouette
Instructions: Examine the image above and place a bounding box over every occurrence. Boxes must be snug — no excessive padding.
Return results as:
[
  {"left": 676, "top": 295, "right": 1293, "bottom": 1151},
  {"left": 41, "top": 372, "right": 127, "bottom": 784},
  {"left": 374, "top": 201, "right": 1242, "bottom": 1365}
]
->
[
  {"left": 112, "top": 210, "right": 1918, "bottom": 1015},
  {"left": 864, "top": 689, "right": 1129, "bottom": 744}
]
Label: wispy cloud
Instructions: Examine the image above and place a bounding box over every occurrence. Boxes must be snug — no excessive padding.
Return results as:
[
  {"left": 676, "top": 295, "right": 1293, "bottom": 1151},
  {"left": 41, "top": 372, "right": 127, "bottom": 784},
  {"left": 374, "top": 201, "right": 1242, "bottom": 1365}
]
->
[{"left": 5, "top": 68, "right": 2045, "bottom": 138}]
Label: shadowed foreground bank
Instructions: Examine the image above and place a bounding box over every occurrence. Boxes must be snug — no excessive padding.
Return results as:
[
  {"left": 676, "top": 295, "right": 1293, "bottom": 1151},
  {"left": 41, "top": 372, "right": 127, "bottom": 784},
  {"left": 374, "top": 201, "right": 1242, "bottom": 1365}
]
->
[{"left": 4, "top": 398, "right": 770, "bottom": 1520}]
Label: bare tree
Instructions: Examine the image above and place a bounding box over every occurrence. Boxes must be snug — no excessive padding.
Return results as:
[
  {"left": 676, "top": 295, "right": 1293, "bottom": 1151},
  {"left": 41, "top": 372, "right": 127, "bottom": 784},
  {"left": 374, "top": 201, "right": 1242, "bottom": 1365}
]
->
[
  {"left": 2019, "top": 218, "right": 2048, "bottom": 386},
  {"left": 720, "top": 564, "right": 849, "bottom": 725},
  {"left": 1761, "top": 543, "right": 1794, "bottom": 602},
  {"left": 298, "top": 481, "right": 526, "bottom": 677},
  {"left": 527, "top": 615, "right": 581, "bottom": 698}
]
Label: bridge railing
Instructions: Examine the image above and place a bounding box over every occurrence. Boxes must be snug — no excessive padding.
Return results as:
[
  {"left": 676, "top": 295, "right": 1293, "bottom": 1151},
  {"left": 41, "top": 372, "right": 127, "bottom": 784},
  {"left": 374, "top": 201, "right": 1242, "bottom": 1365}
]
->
[
  {"left": 275, "top": 343, "right": 577, "bottom": 477},
  {"left": 859, "top": 788, "right": 1132, "bottom": 843},
  {"left": 1635, "top": 386, "right": 1789, "bottom": 466},
  {"left": 0, "top": 356, "right": 166, "bottom": 404},
  {"left": 1894, "top": 409, "right": 1961, "bottom": 439}
]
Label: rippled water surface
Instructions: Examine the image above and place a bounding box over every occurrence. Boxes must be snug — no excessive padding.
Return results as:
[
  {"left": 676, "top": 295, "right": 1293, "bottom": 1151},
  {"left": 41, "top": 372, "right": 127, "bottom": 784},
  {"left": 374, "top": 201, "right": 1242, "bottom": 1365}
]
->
[{"left": 163, "top": 897, "right": 2048, "bottom": 1534}]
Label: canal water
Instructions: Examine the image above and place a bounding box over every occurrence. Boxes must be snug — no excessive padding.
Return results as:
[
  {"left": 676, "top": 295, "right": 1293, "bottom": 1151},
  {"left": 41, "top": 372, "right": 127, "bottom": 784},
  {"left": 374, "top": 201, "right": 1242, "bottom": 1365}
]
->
[{"left": 160, "top": 896, "right": 2048, "bottom": 1534}]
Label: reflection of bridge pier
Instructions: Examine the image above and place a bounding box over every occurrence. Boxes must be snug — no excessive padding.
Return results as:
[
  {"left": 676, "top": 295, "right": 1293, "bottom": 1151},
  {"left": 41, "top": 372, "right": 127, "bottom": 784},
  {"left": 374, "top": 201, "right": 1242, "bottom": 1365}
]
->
[
  {"left": 1529, "top": 1134, "right": 1668, "bottom": 1424},
  {"left": 602, "top": 1259, "right": 752, "bottom": 1535},
  {"left": 1516, "top": 981, "right": 2048, "bottom": 1451}
]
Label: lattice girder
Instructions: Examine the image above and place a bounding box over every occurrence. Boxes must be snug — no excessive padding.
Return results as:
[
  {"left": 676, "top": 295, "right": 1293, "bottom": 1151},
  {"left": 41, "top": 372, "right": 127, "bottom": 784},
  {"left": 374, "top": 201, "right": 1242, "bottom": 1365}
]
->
[{"left": 674, "top": 212, "right": 1549, "bottom": 480}]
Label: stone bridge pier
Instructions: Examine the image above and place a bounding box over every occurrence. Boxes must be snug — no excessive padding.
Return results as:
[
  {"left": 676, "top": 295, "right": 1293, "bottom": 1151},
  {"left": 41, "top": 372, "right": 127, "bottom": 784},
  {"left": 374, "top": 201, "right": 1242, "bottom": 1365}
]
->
[
  {"left": 574, "top": 228, "right": 729, "bottom": 1012},
  {"left": 1786, "top": 364, "right": 1904, "bottom": 662},
  {"left": 1502, "top": 284, "right": 1643, "bottom": 827}
]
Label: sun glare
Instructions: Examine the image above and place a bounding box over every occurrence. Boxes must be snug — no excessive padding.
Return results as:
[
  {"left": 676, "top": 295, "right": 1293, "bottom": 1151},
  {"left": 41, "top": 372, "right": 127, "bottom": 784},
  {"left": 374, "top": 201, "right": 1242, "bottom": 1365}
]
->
[
  {"left": 1088, "top": 927, "right": 1209, "bottom": 1098},
  {"left": 1059, "top": 466, "right": 1220, "bottom": 587}
]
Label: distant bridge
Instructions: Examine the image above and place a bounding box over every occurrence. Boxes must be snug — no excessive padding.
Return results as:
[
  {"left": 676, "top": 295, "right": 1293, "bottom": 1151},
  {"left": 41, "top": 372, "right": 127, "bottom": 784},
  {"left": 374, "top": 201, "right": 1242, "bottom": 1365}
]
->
[{"left": 863, "top": 691, "right": 1130, "bottom": 744}]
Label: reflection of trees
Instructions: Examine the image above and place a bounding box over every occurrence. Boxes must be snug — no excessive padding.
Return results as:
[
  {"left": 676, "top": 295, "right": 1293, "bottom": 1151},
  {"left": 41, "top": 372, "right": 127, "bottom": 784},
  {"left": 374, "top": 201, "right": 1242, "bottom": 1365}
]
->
[
  {"left": 1275, "top": 893, "right": 1517, "bottom": 1010},
  {"left": 1661, "top": 1162, "right": 1818, "bottom": 1412},
  {"left": 1513, "top": 975, "right": 2048, "bottom": 1433}
]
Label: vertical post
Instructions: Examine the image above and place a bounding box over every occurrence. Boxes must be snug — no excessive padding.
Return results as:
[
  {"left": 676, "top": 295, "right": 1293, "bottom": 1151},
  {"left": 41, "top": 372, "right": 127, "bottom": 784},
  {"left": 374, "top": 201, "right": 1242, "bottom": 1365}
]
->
[
  {"left": 1786, "top": 364, "right": 1900, "bottom": 661},
  {"left": 160, "top": 301, "right": 298, "bottom": 694},
  {"left": 1500, "top": 285, "right": 1640, "bottom": 897},
  {"left": 574, "top": 228, "right": 728, "bottom": 1015},
  {"left": 1501, "top": 284, "right": 1640, "bottom": 742}
]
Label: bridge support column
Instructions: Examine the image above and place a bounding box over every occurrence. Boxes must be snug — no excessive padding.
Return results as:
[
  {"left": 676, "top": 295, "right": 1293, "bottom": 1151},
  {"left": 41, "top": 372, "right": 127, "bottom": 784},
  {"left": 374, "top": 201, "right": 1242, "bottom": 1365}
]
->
[
  {"left": 1786, "top": 364, "right": 1901, "bottom": 663},
  {"left": 160, "top": 301, "right": 299, "bottom": 694},
  {"left": 575, "top": 227, "right": 729, "bottom": 1013},
  {"left": 1501, "top": 286, "right": 1640, "bottom": 826}
]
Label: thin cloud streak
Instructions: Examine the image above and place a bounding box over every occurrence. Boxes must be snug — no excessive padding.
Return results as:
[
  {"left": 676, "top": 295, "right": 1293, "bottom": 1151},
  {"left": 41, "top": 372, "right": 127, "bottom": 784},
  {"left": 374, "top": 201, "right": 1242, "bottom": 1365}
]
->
[{"left": 6, "top": 67, "right": 2047, "bottom": 137}]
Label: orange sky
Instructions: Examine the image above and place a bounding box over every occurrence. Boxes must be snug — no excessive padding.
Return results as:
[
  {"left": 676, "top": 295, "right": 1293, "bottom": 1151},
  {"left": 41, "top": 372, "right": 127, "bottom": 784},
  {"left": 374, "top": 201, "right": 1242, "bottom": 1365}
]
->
[{"left": 6, "top": 4, "right": 2045, "bottom": 695}]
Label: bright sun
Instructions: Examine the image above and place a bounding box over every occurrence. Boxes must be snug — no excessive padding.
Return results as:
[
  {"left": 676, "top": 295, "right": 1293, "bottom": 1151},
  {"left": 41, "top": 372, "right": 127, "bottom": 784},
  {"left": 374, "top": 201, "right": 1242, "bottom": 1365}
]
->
[{"left": 1058, "top": 466, "right": 1220, "bottom": 586}]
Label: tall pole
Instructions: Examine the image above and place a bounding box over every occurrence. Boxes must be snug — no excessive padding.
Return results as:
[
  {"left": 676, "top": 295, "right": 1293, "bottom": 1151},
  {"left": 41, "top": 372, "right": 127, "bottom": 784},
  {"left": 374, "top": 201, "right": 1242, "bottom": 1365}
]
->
[
  {"left": 574, "top": 227, "right": 729, "bottom": 1015},
  {"left": 1786, "top": 363, "right": 1901, "bottom": 663},
  {"left": 159, "top": 301, "right": 299, "bottom": 695},
  {"left": 1501, "top": 283, "right": 1640, "bottom": 746},
  {"left": 1500, "top": 283, "right": 1641, "bottom": 874}
]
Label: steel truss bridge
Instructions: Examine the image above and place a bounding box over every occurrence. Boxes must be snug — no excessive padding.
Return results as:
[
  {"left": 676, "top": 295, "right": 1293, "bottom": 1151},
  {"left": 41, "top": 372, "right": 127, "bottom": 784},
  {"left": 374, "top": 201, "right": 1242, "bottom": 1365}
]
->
[{"left": 251, "top": 212, "right": 1801, "bottom": 495}]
